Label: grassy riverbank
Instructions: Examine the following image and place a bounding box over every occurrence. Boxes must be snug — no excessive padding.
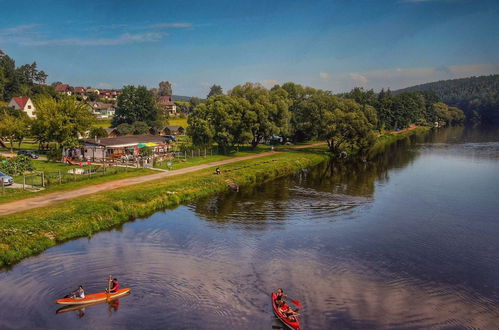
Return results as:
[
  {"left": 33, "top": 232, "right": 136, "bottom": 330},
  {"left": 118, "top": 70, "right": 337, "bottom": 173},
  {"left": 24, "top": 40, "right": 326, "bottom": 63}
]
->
[
  {"left": 0, "top": 147, "right": 330, "bottom": 268},
  {"left": 369, "top": 126, "right": 430, "bottom": 157}
]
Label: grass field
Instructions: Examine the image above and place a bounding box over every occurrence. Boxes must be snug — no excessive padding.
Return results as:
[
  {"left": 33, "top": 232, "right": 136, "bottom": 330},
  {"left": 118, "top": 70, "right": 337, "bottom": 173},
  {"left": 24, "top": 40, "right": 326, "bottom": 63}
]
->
[
  {"left": 0, "top": 160, "right": 155, "bottom": 204},
  {"left": 0, "top": 147, "right": 330, "bottom": 267}
]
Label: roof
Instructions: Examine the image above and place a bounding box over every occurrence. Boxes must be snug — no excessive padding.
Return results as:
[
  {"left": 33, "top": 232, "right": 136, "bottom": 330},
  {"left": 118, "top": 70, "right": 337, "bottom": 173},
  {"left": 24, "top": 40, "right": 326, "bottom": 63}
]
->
[
  {"left": 74, "top": 87, "right": 85, "bottom": 93},
  {"left": 158, "top": 96, "right": 175, "bottom": 106},
  {"left": 83, "top": 135, "right": 169, "bottom": 147},
  {"left": 163, "top": 125, "right": 184, "bottom": 131},
  {"left": 11, "top": 97, "right": 30, "bottom": 109},
  {"left": 55, "top": 84, "right": 70, "bottom": 92},
  {"left": 89, "top": 102, "right": 115, "bottom": 110}
]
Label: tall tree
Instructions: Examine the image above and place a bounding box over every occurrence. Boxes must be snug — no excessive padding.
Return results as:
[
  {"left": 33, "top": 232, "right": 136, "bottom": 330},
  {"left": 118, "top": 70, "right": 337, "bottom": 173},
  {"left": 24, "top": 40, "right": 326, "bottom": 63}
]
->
[
  {"left": 112, "top": 85, "right": 159, "bottom": 127},
  {"left": 158, "top": 81, "right": 173, "bottom": 96},
  {"left": 207, "top": 84, "right": 223, "bottom": 98},
  {"left": 32, "top": 95, "right": 95, "bottom": 148}
]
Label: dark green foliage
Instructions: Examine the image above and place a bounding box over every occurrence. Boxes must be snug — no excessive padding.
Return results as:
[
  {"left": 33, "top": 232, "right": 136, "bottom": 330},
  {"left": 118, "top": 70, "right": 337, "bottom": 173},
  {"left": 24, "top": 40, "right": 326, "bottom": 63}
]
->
[
  {"left": 207, "top": 84, "right": 223, "bottom": 98},
  {"left": 132, "top": 121, "right": 149, "bottom": 135},
  {"left": 116, "top": 123, "right": 133, "bottom": 135},
  {"left": 0, "top": 51, "right": 50, "bottom": 101},
  {"left": 395, "top": 75, "right": 499, "bottom": 124},
  {"left": 111, "top": 85, "right": 159, "bottom": 127}
]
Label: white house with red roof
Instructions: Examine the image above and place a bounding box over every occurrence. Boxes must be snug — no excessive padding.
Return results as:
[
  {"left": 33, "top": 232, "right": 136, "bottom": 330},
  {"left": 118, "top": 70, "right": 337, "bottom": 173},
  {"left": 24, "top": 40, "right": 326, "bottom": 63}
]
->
[
  {"left": 55, "top": 83, "right": 72, "bottom": 95},
  {"left": 8, "top": 97, "right": 36, "bottom": 118},
  {"left": 158, "top": 96, "right": 177, "bottom": 115}
]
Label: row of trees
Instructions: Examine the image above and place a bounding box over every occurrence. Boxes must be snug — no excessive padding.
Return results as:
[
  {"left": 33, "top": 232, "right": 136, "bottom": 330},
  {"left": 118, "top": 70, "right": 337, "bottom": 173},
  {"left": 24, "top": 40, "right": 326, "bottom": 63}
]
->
[{"left": 188, "top": 82, "right": 465, "bottom": 156}]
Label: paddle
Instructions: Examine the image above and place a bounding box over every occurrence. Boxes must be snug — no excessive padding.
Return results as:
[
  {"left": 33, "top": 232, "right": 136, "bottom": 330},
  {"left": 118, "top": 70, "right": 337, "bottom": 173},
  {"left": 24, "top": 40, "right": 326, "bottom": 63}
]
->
[
  {"left": 107, "top": 275, "right": 112, "bottom": 303},
  {"left": 290, "top": 298, "right": 302, "bottom": 309}
]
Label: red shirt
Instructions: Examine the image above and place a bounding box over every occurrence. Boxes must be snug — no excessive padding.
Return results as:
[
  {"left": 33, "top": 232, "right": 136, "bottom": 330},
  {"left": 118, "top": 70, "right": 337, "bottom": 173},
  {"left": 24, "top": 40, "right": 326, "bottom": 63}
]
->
[{"left": 111, "top": 281, "right": 119, "bottom": 291}]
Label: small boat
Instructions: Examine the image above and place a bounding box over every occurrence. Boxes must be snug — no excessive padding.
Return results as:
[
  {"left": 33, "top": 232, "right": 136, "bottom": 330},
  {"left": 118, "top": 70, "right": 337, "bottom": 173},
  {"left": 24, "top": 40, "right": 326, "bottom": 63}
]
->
[
  {"left": 271, "top": 293, "right": 300, "bottom": 330},
  {"left": 55, "top": 288, "right": 131, "bottom": 305}
]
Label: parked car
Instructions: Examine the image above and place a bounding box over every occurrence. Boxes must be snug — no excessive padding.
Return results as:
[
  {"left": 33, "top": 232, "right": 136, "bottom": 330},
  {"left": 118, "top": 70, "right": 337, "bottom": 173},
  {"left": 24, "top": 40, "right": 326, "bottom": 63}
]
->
[
  {"left": 17, "top": 150, "right": 39, "bottom": 159},
  {"left": 164, "top": 135, "right": 177, "bottom": 142},
  {"left": 0, "top": 171, "right": 14, "bottom": 186}
]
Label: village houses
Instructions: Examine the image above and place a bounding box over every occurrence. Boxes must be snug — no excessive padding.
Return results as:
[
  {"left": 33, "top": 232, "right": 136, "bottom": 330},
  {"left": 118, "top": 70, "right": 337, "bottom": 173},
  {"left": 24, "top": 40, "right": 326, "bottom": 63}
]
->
[{"left": 8, "top": 96, "right": 37, "bottom": 118}]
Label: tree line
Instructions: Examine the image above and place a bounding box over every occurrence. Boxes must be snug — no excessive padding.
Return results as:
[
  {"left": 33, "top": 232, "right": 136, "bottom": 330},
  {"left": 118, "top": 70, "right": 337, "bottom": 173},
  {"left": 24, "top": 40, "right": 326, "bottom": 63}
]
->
[
  {"left": 188, "top": 82, "right": 465, "bottom": 156},
  {"left": 395, "top": 74, "right": 499, "bottom": 125}
]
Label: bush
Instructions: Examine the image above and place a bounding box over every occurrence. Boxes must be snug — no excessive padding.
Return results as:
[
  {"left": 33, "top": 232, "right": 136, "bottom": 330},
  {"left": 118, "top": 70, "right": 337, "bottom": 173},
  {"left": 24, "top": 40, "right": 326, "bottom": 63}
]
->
[
  {"left": 47, "top": 148, "right": 63, "bottom": 162},
  {"left": 0, "top": 155, "right": 34, "bottom": 175}
]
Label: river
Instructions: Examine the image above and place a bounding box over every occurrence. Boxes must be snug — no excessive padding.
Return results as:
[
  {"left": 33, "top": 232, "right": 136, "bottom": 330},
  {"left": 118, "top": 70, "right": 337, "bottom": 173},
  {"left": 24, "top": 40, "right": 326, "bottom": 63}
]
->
[{"left": 1, "top": 126, "right": 498, "bottom": 329}]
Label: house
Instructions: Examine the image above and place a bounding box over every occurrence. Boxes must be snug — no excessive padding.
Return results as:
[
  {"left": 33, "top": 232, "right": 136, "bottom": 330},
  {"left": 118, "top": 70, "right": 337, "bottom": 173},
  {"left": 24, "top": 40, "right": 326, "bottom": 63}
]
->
[
  {"left": 86, "top": 88, "right": 100, "bottom": 95},
  {"left": 54, "top": 83, "right": 72, "bottom": 95},
  {"left": 158, "top": 96, "right": 177, "bottom": 116},
  {"left": 8, "top": 96, "right": 36, "bottom": 118},
  {"left": 88, "top": 101, "right": 116, "bottom": 118},
  {"left": 105, "top": 128, "right": 119, "bottom": 137},
  {"left": 81, "top": 135, "right": 170, "bottom": 161},
  {"left": 162, "top": 125, "right": 184, "bottom": 135}
]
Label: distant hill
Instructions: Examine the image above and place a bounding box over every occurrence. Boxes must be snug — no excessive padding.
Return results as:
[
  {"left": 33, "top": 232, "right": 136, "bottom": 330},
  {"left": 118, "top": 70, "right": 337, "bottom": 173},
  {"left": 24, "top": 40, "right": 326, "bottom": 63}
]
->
[
  {"left": 395, "top": 75, "right": 499, "bottom": 124},
  {"left": 171, "top": 95, "right": 193, "bottom": 102}
]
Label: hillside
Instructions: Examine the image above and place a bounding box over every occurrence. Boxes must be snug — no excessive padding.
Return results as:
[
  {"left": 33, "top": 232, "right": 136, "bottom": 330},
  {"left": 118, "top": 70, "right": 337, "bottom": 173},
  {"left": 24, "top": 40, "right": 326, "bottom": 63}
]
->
[
  {"left": 395, "top": 75, "right": 499, "bottom": 124},
  {"left": 172, "top": 95, "right": 193, "bottom": 102}
]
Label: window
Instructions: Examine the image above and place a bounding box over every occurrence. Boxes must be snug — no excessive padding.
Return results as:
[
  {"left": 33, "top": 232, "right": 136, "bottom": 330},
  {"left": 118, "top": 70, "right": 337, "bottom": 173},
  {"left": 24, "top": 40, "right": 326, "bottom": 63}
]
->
[{"left": 28, "top": 105, "right": 31, "bottom": 109}]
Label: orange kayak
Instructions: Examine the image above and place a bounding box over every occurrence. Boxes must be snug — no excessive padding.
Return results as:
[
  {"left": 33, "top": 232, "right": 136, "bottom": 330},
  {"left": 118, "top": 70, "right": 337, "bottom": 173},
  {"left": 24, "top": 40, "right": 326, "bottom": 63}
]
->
[{"left": 55, "top": 288, "right": 131, "bottom": 305}]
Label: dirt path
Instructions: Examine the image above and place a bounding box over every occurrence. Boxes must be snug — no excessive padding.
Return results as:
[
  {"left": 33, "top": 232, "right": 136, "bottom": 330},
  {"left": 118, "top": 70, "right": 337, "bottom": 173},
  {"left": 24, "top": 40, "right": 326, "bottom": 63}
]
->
[
  {"left": 0, "top": 143, "right": 325, "bottom": 216},
  {"left": 392, "top": 124, "right": 418, "bottom": 134}
]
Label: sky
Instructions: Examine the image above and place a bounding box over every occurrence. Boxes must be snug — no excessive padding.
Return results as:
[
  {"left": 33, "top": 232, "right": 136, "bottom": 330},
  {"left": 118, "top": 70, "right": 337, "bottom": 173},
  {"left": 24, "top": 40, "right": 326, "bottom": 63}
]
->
[{"left": 1, "top": 0, "right": 498, "bottom": 97}]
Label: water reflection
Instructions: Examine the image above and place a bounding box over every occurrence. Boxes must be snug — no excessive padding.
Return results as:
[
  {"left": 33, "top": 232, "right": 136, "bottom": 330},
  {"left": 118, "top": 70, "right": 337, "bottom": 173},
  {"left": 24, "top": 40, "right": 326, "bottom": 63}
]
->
[
  {"left": 55, "top": 297, "right": 125, "bottom": 317},
  {"left": 190, "top": 135, "right": 422, "bottom": 225}
]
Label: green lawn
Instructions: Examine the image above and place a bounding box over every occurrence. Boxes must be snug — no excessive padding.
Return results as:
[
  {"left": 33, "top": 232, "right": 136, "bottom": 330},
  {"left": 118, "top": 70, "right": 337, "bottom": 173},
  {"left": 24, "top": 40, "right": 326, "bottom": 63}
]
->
[
  {"left": 94, "top": 119, "right": 112, "bottom": 129},
  {"left": 168, "top": 117, "right": 188, "bottom": 128},
  {"left": 0, "top": 161, "right": 155, "bottom": 204}
]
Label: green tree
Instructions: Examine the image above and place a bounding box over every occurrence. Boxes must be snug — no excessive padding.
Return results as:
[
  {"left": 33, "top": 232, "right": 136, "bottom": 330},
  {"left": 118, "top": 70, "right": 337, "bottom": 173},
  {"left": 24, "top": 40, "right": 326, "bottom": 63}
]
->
[
  {"left": 32, "top": 95, "right": 95, "bottom": 149},
  {"left": 112, "top": 85, "right": 159, "bottom": 127},
  {"left": 229, "top": 82, "right": 291, "bottom": 148},
  {"left": 158, "top": 81, "right": 173, "bottom": 96},
  {"left": 0, "top": 112, "right": 27, "bottom": 153},
  {"left": 132, "top": 121, "right": 150, "bottom": 135},
  {"left": 207, "top": 84, "right": 223, "bottom": 98},
  {"left": 116, "top": 123, "right": 133, "bottom": 135},
  {"left": 89, "top": 126, "right": 108, "bottom": 138}
]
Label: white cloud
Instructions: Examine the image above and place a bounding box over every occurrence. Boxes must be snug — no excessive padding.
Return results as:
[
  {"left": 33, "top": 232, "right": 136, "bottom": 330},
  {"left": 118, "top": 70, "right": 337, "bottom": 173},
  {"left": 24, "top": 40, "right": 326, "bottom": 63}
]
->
[
  {"left": 261, "top": 80, "right": 279, "bottom": 89},
  {"left": 19, "top": 32, "right": 165, "bottom": 46},
  {"left": 349, "top": 73, "right": 368, "bottom": 85},
  {"left": 319, "top": 72, "right": 331, "bottom": 80}
]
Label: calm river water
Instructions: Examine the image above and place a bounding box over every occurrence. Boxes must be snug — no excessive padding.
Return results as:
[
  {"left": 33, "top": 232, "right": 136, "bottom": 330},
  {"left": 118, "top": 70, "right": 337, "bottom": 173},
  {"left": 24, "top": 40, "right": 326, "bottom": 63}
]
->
[{"left": 1, "top": 126, "right": 499, "bottom": 329}]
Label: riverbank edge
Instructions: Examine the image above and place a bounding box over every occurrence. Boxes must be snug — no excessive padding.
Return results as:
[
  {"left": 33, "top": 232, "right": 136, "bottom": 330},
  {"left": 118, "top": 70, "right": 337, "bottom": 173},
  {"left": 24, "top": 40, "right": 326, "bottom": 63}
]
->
[
  {"left": 0, "top": 148, "right": 331, "bottom": 268},
  {"left": 369, "top": 126, "right": 430, "bottom": 157},
  {"left": 0, "top": 127, "right": 429, "bottom": 268}
]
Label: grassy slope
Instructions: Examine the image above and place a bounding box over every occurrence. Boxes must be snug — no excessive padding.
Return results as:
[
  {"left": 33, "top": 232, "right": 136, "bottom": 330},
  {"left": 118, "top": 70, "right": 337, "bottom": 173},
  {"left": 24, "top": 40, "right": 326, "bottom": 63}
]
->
[{"left": 0, "top": 148, "right": 329, "bottom": 267}]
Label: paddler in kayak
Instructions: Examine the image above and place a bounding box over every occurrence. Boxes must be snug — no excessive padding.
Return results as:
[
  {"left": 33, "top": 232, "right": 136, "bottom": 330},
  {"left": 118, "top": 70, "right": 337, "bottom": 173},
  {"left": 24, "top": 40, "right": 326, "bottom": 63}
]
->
[
  {"left": 67, "top": 285, "right": 85, "bottom": 299},
  {"left": 278, "top": 300, "right": 299, "bottom": 322},
  {"left": 275, "top": 288, "right": 287, "bottom": 304},
  {"left": 106, "top": 278, "right": 120, "bottom": 293}
]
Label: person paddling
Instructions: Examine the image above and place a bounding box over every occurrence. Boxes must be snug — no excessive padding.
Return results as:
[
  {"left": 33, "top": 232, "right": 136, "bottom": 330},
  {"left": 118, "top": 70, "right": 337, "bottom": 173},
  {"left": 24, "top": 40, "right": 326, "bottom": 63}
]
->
[
  {"left": 69, "top": 285, "right": 85, "bottom": 299},
  {"left": 278, "top": 300, "right": 299, "bottom": 321},
  {"left": 275, "top": 288, "right": 287, "bottom": 304},
  {"left": 106, "top": 278, "right": 119, "bottom": 293}
]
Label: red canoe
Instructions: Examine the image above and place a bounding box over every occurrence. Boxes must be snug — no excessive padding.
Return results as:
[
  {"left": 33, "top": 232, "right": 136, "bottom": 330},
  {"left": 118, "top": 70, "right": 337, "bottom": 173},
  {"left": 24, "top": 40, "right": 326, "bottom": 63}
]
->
[
  {"left": 272, "top": 293, "right": 301, "bottom": 330},
  {"left": 55, "top": 288, "right": 131, "bottom": 305}
]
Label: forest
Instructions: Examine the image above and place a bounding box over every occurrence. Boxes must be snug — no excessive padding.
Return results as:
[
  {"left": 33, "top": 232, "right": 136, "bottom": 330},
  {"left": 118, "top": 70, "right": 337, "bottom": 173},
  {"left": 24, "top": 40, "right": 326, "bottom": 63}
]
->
[{"left": 395, "top": 74, "right": 499, "bottom": 125}]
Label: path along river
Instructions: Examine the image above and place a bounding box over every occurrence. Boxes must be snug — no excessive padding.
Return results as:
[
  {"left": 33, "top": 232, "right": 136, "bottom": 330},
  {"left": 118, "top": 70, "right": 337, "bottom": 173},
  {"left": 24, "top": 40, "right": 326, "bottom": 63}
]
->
[{"left": 0, "top": 126, "right": 498, "bottom": 329}]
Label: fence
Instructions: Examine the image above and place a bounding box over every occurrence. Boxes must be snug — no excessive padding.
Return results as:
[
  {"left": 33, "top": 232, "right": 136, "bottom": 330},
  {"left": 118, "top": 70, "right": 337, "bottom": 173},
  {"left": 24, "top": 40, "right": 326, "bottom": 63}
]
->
[{"left": 17, "top": 166, "right": 136, "bottom": 190}]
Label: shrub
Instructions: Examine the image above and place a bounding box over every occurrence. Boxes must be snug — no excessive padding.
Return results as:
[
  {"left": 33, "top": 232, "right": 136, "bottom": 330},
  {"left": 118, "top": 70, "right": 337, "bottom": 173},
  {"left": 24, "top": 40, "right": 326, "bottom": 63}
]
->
[
  {"left": 0, "top": 155, "right": 34, "bottom": 175},
  {"left": 47, "top": 148, "right": 63, "bottom": 162}
]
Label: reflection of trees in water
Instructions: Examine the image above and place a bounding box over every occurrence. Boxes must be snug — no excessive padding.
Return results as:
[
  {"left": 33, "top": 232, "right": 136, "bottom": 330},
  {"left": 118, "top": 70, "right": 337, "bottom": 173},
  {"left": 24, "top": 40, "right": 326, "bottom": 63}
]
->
[{"left": 192, "top": 135, "right": 421, "bottom": 225}]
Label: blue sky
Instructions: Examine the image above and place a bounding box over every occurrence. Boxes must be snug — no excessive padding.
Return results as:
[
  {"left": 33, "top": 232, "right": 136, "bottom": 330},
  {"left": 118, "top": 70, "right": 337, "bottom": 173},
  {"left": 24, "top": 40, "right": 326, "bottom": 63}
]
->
[{"left": 1, "top": 0, "right": 498, "bottom": 97}]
